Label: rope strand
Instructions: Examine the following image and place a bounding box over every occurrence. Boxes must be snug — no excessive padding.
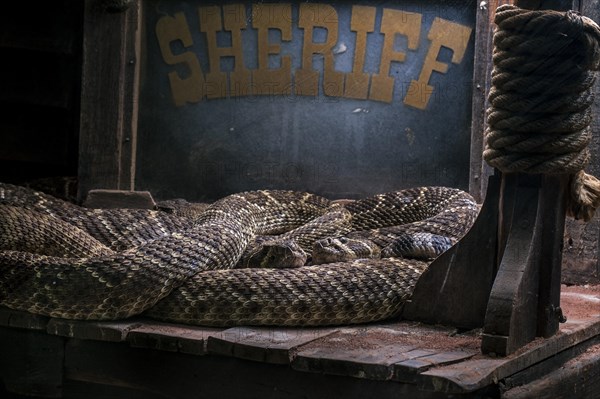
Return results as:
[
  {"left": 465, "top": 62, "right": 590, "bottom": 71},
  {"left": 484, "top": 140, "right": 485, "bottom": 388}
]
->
[{"left": 483, "top": 5, "right": 600, "bottom": 221}]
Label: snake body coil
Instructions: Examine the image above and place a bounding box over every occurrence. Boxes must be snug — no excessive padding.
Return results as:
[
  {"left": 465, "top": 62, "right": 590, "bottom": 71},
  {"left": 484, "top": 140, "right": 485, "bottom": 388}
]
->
[{"left": 0, "top": 183, "right": 477, "bottom": 326}]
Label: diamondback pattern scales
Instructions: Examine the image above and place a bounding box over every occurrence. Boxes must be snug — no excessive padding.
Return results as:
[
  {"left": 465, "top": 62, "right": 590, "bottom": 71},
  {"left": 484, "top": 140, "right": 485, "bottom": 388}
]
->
[{"left": 0, "top": 185, "right": 477, "bottom": 326}]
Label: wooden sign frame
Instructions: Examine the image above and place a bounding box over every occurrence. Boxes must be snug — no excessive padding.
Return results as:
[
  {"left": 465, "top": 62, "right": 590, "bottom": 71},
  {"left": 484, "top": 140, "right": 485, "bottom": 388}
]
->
[{"left": 77, "top": 0, "right": 491, "bottom": 201}]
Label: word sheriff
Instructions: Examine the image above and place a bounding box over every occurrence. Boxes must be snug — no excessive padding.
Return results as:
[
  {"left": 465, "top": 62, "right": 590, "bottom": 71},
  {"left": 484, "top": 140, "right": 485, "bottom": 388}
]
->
[{"left": 156, "top": 3, "right": 472, "bottom": 110}]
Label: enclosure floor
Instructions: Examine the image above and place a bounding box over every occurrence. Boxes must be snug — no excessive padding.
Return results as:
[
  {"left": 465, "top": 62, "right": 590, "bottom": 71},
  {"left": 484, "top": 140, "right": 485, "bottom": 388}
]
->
[{"left": 0, "top": 284, "right": 599, "bottom": 398}]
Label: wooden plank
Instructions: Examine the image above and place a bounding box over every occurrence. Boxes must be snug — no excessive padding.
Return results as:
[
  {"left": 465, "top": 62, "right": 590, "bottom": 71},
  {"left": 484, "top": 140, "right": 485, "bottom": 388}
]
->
[
  {"left": 207, "top": 326, "right": 338, "bottom": 364},
  {"left": 393, "top": 350, "right": 478, "bottom": 384},
  {"left": 481, "top": 0, "right": 574, "bottom": 357},
  {"left": 502, "top": 334, "right": 600, "bottom": 393},
  {"left": 482, "top": 175, "right": 543, "bottom": 355},
  {"left": 502, "top": 343, "right": 600, "bottom": 398},
  {"left": 63, "top": 338, "right": 453, "bottom": 399},
  {"left": 46, "top": 318, "right": 142, "bottom": 342},
  {"left": 422, "top": 316, "right": 600, "bottom": 393},
  {"left": 128, "top": 322, "right": 223, "bottom": 356},
  {"left": 0, "top": 307, "right": 49, "bottom": 330},
  {"left": 469, "top": 0, "right": 495, "bottom": 201},
  {"left": 536, "top": 175, "right": 569, "bottom": 337},
  {"left": 0, "top": 327, "right": 64, "bottom": 398},
  {"left": 78, "top": 0, "right": 140, "bottom": 200},
  {"left": 83, "top": 189, "right": 156, "bottom": 209},
  {"left": 294, "top": 343, "right": 420, "bottom": 381},
  {"left": 562, "top": 0, "right": 600, "bottom": 286},
  {"left": 292, "top": 324, "right": 479, "bottom": 381}
]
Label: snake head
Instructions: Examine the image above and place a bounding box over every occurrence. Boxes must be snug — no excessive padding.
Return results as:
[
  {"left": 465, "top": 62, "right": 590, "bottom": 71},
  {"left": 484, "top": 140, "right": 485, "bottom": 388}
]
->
[
  {"left": 245, "top": 239, "right": 307, "bottom": 268},
  {"left": 381, "top": 232, "right": 454, "bottom": 260},
  {"left": 311, "top": 237, "right": 381, "bottom": 265}
]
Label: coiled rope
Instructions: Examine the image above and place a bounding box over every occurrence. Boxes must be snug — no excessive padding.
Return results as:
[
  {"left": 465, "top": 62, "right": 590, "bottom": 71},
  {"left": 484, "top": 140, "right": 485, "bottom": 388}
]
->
[{"left": 483, "top": 4, "right": 600, "bottom": 221}]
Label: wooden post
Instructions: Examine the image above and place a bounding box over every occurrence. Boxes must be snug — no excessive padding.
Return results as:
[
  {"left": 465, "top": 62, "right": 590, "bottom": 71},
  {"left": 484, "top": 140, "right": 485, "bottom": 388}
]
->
[
  {"left": 78, "top": 0, "right": 141, "bottom": 201},
  {"left": 405, "top": 0, "right": 574, "bottom": 356},
  {"left": 480, "top": 0, "right": 573, "bottom": 355}
]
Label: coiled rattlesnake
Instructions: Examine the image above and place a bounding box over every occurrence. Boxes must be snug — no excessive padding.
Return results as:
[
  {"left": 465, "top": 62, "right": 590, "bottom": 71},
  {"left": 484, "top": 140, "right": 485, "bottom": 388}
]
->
[{"left": 0, "top": 183, "right": 478, "bottom": 326}]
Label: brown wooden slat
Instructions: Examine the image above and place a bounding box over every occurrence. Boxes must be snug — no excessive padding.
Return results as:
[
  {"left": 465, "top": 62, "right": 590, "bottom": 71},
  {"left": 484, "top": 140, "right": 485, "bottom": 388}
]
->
[
  {"left": 83, "top": 189, "right": 156, "bottom": 209},
  {"left": 128, "top": 322, "right": 223, "bottom": 356},
  {"left": 46, "top": 318, "right": 142, "bottom": 342},
  {"left": 294, "top": 344, "right": 420, "bottom": 381},
  {"left": 63, "top": 338, "right": 456, "bottom": 399},
  {"left": 291, "top": 324, "right": 477, "bottom": 381},
  {"left": 393, "top": 350, "right": 478, "bottom": 383},
  {"left": 482, "top": 174, "right": 543, "bottom": 355},
  {"left": 0, "top": 307, "right": 50, "bottom": 330},
  {"left": 502, "top": 342, "right": 600, "bottom": 398},
  {"left": 562, "top": 0, "right": 600, "bottom": 286},
  {"left": 422, "top": 316, "right": 600, "bottom": 393},
  {"left": 469, "top": 0, "right": 495, "bottom": 201},
  {"left": 78, "top": 0, "right": 140, "bottom": 199},
  {"left": 208, "top": 326, "right": 338, "bottom": 364},
  {"left": 502, "top": 334, "right": 600, "bottom": 393}
]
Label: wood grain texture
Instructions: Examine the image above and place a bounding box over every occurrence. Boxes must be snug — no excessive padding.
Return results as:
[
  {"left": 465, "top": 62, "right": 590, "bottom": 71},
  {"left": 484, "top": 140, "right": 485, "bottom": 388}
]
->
[
  {"left": 469, "top": 0, "right": 495, "bottom": 202},
  {"left": 562, "top": 0, "right": 600, "bottom": 286},
  {"left": 78, "top": 0, "right": 140, "bottom": 200},
  {"left": 502, "top": 342, "right": 600, "bottom": 399},
  {"left": 403, "top": 174, "right": 500, "bottom": 329}
]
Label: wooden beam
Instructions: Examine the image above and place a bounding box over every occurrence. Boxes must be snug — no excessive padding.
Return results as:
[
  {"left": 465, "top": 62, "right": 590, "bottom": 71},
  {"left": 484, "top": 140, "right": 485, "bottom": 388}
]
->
[
  {"left": 481, "top": 0, "right": 573, "bottom": 356},
  {"left": 469, "top": 0, "right": 495, "bottom": 201},
  {"left": 78, "top": 0, "right": 140, "bottom": 201}
]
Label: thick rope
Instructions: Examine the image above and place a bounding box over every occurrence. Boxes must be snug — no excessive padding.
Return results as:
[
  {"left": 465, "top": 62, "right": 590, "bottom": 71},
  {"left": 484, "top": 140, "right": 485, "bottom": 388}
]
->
[{"left": 483, "top": 5, "right": 600, "bottom": 221}]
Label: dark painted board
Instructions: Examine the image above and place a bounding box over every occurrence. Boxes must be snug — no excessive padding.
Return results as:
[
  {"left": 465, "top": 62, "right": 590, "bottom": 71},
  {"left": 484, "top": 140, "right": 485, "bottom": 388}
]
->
[
  {"left": 562, "top": 0, "right": 600, "bottom": 286},
  {"left": 78, "top": 0, "right": 139, "bottom": 199},
  {"left": 63, "top": 339, "right": 458, "bottom": 399},
  {"left": 502, "top": 342, "right": 600, "bottom": 399},
  {"left": 136, "top": 0, "right": 476, "bottom": 201},
  {"left": 0, "top": 306, "right": 49, "bottom": 330},
  {"left": 128, "top": 322, "right": 224, "bottom": 355},
  {"left": 46, "top": 318, "right": 143, "bottom": 343},
  {"left": 207, "top": 326, "right": 338, "bottom": 364}
]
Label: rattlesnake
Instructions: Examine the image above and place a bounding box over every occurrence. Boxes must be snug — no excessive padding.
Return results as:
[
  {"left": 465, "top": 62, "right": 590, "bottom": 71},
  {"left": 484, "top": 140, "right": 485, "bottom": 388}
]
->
[{"left": 0, "top": 183, "right": 478, "bottom": 327}]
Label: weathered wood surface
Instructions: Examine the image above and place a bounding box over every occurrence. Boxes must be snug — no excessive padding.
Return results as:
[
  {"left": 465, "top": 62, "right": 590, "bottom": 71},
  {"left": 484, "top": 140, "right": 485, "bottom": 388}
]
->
[
  {"left": 83, "top": 189, "right": 156, "bottom": 209},
  {"left": 207, "top": 326, "right": 338, "bottom": 364},
  {"left": 291, "top": 323, "right": 481, "bottom": 384},
  {"left": 476, "top": 0, "right": 575, "bottom": 356},
  {"left": 423, "top": 312, "right": 600, "bottom": 393},
  {"left": 482, "top": 174, "right": 569, "bottom": 355},
  {"left": 469, "top": 0, "right": 496, "bottom": 202},
  {"left": 0, "top": 284, "right": 598, "bottom": 398},
  {"left": 128, "top": 321, "right": 222, "bottom": 355},
  {"left": 403, "top": 174, "right": 500, "bottom": 329},
  {"left": 561, "top": 0, "right": 600, "bottom": 286},
  {"left": 78, "top": 0, "right": 140, "bottom": 200},
  {"left": 502, "top": 342, "right": 600, "bottom": 398}
]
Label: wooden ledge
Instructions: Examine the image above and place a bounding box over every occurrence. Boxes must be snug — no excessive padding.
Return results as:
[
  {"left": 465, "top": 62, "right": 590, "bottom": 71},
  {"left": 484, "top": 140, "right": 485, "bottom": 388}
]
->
[{"left": 0, "top": 284, "right": 598, "bottom": 397}]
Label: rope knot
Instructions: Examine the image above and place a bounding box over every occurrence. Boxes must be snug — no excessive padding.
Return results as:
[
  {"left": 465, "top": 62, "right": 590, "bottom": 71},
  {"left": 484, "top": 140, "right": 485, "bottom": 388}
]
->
[{"left": 484, "top": 5, "right": 600, "bottom": 221}]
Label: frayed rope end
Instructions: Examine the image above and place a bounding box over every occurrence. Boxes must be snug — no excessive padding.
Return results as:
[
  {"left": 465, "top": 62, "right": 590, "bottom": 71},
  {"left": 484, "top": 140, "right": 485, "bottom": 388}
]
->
[{"left": 567, "top": 171, "right": 600, "bottom": 222}]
